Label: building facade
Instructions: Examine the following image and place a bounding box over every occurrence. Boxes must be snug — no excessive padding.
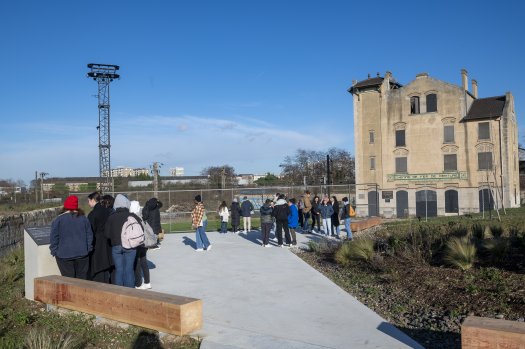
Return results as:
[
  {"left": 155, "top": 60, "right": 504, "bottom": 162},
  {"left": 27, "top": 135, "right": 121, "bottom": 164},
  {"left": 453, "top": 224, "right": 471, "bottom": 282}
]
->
[
  {"left": 169, "top": 167, "right": 185, "bottom": 176},
  {"left": 349, "top": 70, "right": 519, "bottom": 218}
]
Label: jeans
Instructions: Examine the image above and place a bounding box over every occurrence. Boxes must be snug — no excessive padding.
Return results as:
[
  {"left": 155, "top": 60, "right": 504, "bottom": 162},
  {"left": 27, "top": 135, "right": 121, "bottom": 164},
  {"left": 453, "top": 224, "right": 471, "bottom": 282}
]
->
[
  {"left": 303, "top": 212, "right": 310, "bottom": 231},
  {"left": 261, "top": 222, "right": 272, "bottom": 245},
  {"left": 344, "top": 218, "right": 353, "bottom": 239},
  {"left": 112, "top": 245, "right": 136, "bottom": 288},
  {"left": 134, "top": 245, "right": 150, "bottom": 287},
  {"left": 312, "top": 214, "right": 321, "bottom": 231},
  {"left": 220, "top": 221, "right": 227, "bottom": 234},
  {"left": 322, "top": 218, "right": 332, "bottom": 236},
  {"left": 56, "top": 255, "right": 89, "bottom": 280},
  {"left": 196, "top": 220, "right": 211, "bottom": 249}
]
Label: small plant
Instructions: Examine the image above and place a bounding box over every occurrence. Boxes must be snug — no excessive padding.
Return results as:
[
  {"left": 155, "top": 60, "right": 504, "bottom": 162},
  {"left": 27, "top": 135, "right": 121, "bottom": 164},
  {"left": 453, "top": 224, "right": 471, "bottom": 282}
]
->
[
  {"left": 25, "top": 327, "right": 79, "bottom": 349},
  {"left": 443, "top": 237, "right": 476, "bottom": 270},
  {"left": 490, "top": 224, "right": 504, "bottom": 239},
  {"left": 335, "top": 239, "right": 375, "bottom": 266},
  {"left": 482, "top": 238, "right": 508, "bottom": 264},
  {"left": 308, "top": 241, "right": 320, "bottom": 253},
  {"left": 470, "top": 223, "right": 484, "bottom": 240}
]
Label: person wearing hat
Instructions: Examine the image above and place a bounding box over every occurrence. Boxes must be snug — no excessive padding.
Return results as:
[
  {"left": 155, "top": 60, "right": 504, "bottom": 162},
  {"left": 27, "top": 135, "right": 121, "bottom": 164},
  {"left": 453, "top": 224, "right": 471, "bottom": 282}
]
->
[
  {"left": 191, "top": 195, "right": 212, "bottom": 251},
  {"left": 49, "top": 195, "right": 93, "bottom": 280}
]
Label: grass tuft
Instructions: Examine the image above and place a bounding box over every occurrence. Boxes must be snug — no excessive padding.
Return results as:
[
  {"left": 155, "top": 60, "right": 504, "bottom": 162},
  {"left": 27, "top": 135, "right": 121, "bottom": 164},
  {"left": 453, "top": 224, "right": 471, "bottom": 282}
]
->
[
  {"left": 443, "top": 237, "right": 476, "bottom": 270},
  {"left": 335, "top": 239, "right": 375, "bottom": 266}
]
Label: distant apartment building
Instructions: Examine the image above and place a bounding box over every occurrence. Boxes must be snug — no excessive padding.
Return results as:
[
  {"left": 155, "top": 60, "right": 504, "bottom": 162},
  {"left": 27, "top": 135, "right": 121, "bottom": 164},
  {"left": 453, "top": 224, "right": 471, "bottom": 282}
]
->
[
  {"left": 237, "top": 174, "right": 254, "bottom": 186},
  {"left": 169, "top": 167, "right": 185, "bottom": 176},
  {"left": 348, "top": 69, "right": 519, "bottom": 218},
  {"left": 103, "top": 167, "right": 149, "bottom": 178}
]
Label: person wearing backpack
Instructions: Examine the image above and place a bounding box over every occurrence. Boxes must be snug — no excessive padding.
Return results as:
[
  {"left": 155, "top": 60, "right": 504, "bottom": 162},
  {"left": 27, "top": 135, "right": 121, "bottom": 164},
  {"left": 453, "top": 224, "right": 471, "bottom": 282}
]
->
[
  {"left": 49, "top": 195, "right": 93, "bottom": 280},
  {"left": 192, "top": 195, "right": 212, "bottom": 251},
  {"left": 130, "top": 200, "right": 151, "bottom": 290},
  {"left": 340, "top": 197, "right": 353, "bottom": 240},
  {"left": 104, "top": 194, "right": 141, "bottom": 287},
  {"left": 272, "top": 194, "right": 291, "bottom": 247}
]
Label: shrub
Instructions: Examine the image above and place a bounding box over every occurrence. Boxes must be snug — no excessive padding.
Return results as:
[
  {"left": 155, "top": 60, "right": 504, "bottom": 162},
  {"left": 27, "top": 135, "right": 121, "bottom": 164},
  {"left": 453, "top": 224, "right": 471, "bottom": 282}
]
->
[
  {"left": 470, "top": 223, "right": 484, "bottom": 240},
  {"left": 490, "top": 224, "right": 504, "bottom": 239},
  {"left": 25, "top": 327, "right": 79, "bottom": 349},
  {"left": 335, "top": 239, "right": 375, "bottom": 266},
  {"left": 443, "top": 237, "right": 477, "bottom": 270},
  {"left": 482, "top": 238, "right": 508, "bottom": 264}
]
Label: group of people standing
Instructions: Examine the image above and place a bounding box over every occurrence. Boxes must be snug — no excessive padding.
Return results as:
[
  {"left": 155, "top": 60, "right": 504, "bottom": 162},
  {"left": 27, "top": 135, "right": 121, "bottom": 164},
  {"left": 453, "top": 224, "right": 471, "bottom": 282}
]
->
[{"left": 49, "top": 192, "right": 163, "bottom": 289}]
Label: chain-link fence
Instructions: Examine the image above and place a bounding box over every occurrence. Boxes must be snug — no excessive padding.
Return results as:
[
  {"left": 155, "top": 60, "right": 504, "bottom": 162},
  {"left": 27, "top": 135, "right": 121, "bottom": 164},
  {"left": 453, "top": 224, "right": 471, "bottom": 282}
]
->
[{"left": 72, "top": 184, "right": 358, "bottom": 233}]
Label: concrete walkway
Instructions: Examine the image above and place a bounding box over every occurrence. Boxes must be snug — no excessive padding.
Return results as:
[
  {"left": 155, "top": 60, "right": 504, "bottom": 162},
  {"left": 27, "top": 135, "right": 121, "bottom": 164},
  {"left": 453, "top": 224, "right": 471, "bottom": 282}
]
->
[{"left": 147, "top": 230, "right": 423, "bottom": 349}]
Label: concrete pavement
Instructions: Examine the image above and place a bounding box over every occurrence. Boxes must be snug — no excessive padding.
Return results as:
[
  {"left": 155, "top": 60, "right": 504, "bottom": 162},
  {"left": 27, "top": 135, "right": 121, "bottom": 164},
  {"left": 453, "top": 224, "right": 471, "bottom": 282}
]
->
[{"left": 146, "top": 230, "right": 423, "bottom": 349}]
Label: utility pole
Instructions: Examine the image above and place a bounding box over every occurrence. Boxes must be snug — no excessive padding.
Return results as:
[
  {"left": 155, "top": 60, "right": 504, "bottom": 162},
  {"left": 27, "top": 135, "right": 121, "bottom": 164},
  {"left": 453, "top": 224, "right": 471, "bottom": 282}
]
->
[
  {"left": 152, "top": 162, "right": 163, "bottom": 197},
  {"left": 39, "top": 172, "right": 48, "bottom": 203},
  {"left": 326, "top": 154, "right": 331, "bottom": 197},
  {"left": 221, "top": 167, "right": 226, "bottom": 189},
  {"left": 34, "top": 171, "right": 38, "bottom": 204}
]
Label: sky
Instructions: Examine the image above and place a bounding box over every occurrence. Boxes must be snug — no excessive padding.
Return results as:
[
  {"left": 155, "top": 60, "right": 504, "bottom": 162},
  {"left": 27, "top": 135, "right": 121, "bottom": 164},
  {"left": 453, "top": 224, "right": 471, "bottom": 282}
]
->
[{"left": 1, "top": 0, "right": 524, "bottom": 185}]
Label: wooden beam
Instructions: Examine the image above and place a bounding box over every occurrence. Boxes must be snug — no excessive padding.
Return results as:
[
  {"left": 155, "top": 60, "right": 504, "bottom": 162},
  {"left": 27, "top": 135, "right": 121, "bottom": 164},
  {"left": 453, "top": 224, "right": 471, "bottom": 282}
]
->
[
  {"left": 462, "top": 316, "right": 525, "bottom": 349},
  {"left": 351, "top": 217, "right": 382, "bottom": 233},
  {"left": 34, "top": 275, "right": 202, "bottom": 336}
]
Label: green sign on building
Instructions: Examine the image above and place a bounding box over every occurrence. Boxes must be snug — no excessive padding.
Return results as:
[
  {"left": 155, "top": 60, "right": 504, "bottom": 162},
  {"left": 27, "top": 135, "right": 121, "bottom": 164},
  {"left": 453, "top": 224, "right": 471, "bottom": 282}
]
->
[{"left": 387, "top": 172, "right": 468, "bottom": 182}]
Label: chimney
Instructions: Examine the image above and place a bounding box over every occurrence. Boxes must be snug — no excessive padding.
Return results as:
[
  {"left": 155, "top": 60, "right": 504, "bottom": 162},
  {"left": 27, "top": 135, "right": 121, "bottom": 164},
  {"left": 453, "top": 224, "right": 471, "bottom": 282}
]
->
[
  {"left": 461, "top": 69, "right": 468, "bottom": 91},
  {"left": 472, "top": 79, "right": 478, "bottom": 98}
]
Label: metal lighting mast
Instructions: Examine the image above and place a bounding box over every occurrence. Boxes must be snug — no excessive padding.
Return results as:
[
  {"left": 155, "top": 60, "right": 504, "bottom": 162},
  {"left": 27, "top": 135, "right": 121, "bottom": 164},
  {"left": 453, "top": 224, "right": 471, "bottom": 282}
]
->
[{"left": 87, "top": 63, "right": 120, "bottom": 193}]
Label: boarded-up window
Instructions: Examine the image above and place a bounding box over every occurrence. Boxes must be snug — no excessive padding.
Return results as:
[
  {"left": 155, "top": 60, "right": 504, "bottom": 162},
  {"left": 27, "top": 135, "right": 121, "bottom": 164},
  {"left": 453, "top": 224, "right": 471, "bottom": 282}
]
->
[
  {"left": 444, "top": 154, "right": 457, "bottom": 171},
  {"left": 370, "top": 157, "right": 375, "bottom": 170},
  {"left": 444, "top": 125, "right": 454, "bottom": 143},
  {"left": 478, "top": 152, "right": 493, "bottom": 170},
  {"left": 396, "top": 157, "right": 407, "bottom": 173},
  {"left": 426, "top": 94, "right": 437, "bottom": 112},
  {"left": 478, "top": 122, "right": 490, "bottom": 140},
  {"left": 395, "top": 130, "right": 406, "bottom": 147},
  {"left": 410, "top": 96, "right": 420, "bottom": 114},
  {"left": 369, "top": 131, "right": 374, "bottom": 144}
]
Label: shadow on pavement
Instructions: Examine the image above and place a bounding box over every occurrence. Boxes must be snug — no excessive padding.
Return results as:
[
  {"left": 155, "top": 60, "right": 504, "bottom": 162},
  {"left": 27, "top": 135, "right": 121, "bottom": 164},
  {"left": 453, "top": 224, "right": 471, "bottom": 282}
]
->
[
  {"left": 182, "top": 236, "right": 197, "bottom": 249},
  {"left": 390, "top": 324, "right": 461, "bottom": 349},
  {"left": 237, "top": 230, "right": 263, "bottom": 245},
  {"left": 377, "top": 322, "right": 426, "bottom": 349}
]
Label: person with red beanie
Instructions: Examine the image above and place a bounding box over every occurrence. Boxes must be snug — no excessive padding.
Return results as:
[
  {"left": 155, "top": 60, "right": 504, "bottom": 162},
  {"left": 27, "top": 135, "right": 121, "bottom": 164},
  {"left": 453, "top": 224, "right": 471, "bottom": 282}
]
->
[{"left": 49, "top": 195, "right": 93, "bottom": 279}]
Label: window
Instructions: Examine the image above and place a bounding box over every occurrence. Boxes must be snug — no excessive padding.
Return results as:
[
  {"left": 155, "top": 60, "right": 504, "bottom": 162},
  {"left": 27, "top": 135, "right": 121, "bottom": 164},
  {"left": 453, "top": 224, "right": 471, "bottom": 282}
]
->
[
  {"left": 444, "top": 154, "right": 457, "bottom": 171},
  {"left": 444, "top": 125, "right": 454, "bottom": 143},
  {"left": 395, "top": 157, "right": 407, "bottom": 173},
  {"left": 370, "top": 157, "right": 375, "bottom": 170},
  {"left": 395, "top": 130, "right": 406, "bottom": 147},
  {"left": 478, "top": 122, "right": 490, "bottom": 140},
  {"left": 445, "top": 190, "right": 459, "bottom": 213},
  {"left": 478, "top": 152, "right": 493, "bottom": 170},
  {"left": 426, "top": 94, "right": 437, "bottom": 112},
  {"left": 369, "top": 131, "right": 375, "bottom": 144},
  {"left": 410, "top": 96, "right": 420, "bottom": 114}
]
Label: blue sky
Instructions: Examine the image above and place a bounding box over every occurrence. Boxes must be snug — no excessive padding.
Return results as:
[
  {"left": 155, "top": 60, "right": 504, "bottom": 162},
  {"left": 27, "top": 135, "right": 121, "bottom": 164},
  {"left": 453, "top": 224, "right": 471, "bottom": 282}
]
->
[{"left": 1, "top": 0, "right": 524, "bottom": 185}]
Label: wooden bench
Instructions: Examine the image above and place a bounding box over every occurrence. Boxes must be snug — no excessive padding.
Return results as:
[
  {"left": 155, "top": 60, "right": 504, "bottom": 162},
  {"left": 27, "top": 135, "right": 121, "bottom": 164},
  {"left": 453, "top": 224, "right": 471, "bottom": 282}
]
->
[
  {"left": 350, "top": 217, "right": 382, "bottom": 233},
  {"left": 34, "top": 275, "right": 202, "bottom": 336},
  {"left": 462, "top": 316, "right": 525, "bottom": 349}
]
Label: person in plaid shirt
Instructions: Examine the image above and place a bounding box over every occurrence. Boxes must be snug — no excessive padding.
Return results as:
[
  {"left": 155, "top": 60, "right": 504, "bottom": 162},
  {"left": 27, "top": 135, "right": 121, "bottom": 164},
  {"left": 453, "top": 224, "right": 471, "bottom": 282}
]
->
[{"left": 191, "top": 195, "right": 212, "bottom": 251}]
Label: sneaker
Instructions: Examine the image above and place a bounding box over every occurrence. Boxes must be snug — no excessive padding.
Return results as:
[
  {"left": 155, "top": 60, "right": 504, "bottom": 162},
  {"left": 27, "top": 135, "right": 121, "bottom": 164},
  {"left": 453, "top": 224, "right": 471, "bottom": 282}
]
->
[
  {"left": 139, "top": 283, "right": 152, "bottom": 290},
  {"left": 206, "top": 245, "right": 212, "bottom": 251},
  {"left": 195, "top": 248, "right": 204, "bottom": 252},
  {"left": 264, "top": 244, "right": 272, "bottom": 248},
  {"left": 282, "top": 244, "right": 290, "bottom": 248},
  {"left": 134, "top": 286, "right": 142, "bottom": 289},
  {"left": 272, "top": 237, "right": 278, "bottom": 242},
  {"left": 149, "top": 244, "right": 161, "bottom": 250}
]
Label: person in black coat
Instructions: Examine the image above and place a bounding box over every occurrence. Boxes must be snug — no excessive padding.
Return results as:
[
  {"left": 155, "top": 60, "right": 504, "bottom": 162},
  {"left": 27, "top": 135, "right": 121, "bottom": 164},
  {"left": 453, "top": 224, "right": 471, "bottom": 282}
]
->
[
  {"left": 272, "top": 194, "right": 291, "bottom": 247},
  {"left": 142, "top": 197, "right": 162, "bottom": 248},
  {"left": 230, "top": 198, "right": 241, "bottom": 233},
  {"left": 87, "top": 191, "right": 113, "bottom": 283},
  {"left": 330, "top": 196, "right": 340, "bottom": 237}
]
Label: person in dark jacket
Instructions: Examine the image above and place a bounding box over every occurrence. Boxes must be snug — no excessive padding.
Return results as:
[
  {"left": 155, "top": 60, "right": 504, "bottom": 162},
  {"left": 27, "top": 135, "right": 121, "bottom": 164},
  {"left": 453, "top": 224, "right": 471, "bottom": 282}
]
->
[
  {"left": 288, "top": 198, "right": 299, "bottom": 246},
  {"left": 50, "top": 195, "right": 93, "bottom": 280},
  {"left": 340, "top": 197, "right": 353, "bottom": 240},
  {"left": 319, "top": 196, "right": 334, "bottom": 237},
  {"left": 311, "top": 196, "right": 321, "bottom": 232},
  {"left": 259, "top": 199, "right": 273, "bottom": 247},
  {"left": 330, "top": 196, "right": 340, "bottom": 237},
  {"left": 142, "top": 197, "right": 162, "bottom": 249},
  {"left": 87, "top": 191, "right": 112, "bottom": 283},
  {"left": 230, "top": 198, "right": 241, "bottom": 233},
  {"left": 240, "top": 196, "right": 254, "bottom": 233},
  {"left": 272, "top": 194, "right": 291, "bottom": 247},
  {"left": 104, "top": 194, "right": 140, "bottom": 288}
]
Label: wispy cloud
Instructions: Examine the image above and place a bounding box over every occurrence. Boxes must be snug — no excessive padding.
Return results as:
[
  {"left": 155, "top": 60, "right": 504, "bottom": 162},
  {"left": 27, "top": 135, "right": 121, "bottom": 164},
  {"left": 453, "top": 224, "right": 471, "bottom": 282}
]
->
[{"left": 0, "top": 113, "right": 351, "bottom": 184}]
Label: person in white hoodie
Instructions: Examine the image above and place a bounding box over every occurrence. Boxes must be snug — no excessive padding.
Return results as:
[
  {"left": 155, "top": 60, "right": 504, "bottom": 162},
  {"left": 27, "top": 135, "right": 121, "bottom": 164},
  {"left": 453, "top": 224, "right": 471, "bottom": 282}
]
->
[
  {"left": 217, "top": 201, "right": 230, "bottom": 233},
  {"left": 130, "top": 200, "right": 151, "bottom": 289}
]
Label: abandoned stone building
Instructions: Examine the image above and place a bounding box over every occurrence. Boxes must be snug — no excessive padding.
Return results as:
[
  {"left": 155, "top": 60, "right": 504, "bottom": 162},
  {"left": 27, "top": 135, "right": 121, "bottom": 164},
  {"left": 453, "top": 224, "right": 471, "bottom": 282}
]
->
[{"left": 348, "top": 69, "right": 519, "bottom": 218}]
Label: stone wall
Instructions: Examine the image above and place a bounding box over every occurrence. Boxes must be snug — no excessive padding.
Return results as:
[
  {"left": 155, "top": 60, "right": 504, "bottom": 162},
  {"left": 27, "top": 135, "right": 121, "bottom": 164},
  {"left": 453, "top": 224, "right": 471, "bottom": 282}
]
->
[{"left": 0, "top": 207, "right": 61, "bottom": 257}]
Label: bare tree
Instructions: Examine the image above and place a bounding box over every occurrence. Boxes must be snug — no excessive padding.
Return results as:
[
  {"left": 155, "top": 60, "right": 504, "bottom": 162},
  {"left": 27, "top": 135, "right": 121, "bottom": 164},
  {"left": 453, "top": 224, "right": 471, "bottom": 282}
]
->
[
  {"left": 280, "top": 148, "right": 354, "bottom": 185},
  {"left": 200, "top": 165, "right": 238, "bottom": 188}
]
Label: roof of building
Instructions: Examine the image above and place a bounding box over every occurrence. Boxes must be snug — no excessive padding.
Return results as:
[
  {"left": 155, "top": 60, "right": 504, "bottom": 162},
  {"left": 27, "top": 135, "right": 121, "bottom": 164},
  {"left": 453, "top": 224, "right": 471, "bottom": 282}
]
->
[
  {"left": 347, "top": 76, "right": 402, "bottom": 94},
  {"left": 464, "top": 95, "right": 506, "bottom": 121}
]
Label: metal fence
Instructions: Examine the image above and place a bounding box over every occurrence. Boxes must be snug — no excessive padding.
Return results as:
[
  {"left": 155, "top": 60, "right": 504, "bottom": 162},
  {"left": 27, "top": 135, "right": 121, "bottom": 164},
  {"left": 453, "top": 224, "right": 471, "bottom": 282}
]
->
[
  {"left": 72, "top": 184, "right": 358, "bottom": 232},
  {"left": 0, "top": 207, "right": 62, "bottom": 257}
]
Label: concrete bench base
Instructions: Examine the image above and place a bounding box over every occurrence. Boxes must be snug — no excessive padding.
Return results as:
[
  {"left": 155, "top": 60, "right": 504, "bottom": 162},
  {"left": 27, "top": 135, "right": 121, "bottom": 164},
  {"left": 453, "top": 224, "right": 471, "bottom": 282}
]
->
[{"left": 34, "top": 275, "right": 202, "bottom": 336}]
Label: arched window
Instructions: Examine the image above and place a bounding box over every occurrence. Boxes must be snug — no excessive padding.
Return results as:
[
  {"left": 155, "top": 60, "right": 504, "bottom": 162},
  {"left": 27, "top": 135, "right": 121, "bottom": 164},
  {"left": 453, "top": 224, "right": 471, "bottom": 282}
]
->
[{"left": 426, "top": 94, "right": 437, "bottom": 112}]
